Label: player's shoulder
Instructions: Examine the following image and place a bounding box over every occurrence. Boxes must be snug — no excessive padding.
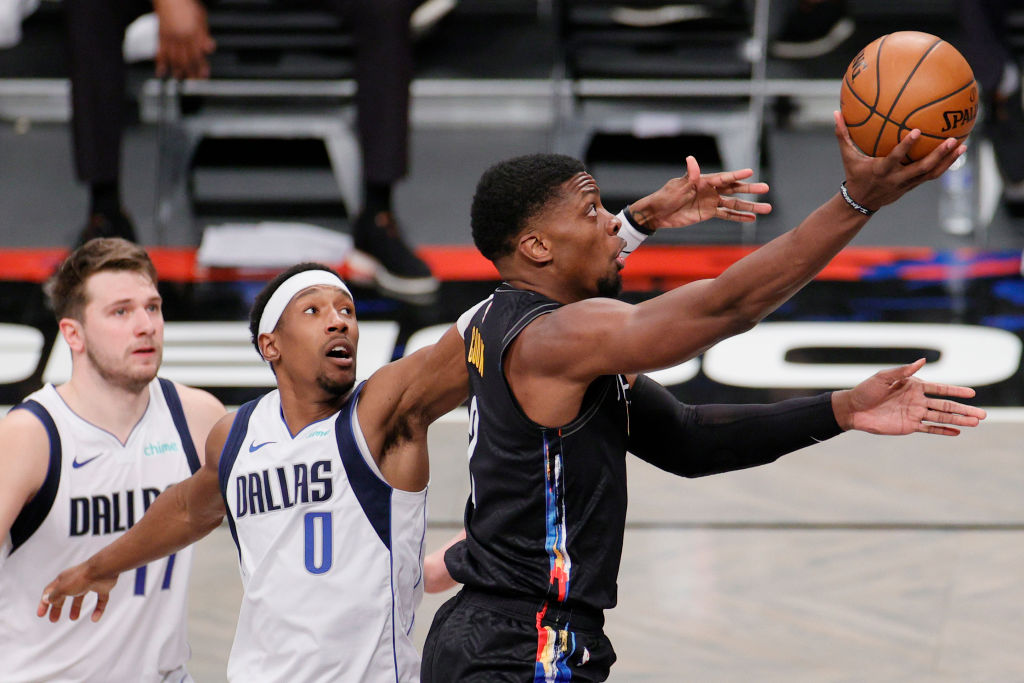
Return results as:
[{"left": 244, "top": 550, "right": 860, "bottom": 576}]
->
[
  {"left": 520, "top": 295, "right": 626, "bottom": 338},
  {"left": 0, "top": 405, "right": 54, "bottom": 467},
  {"left": 1, "top": 399, "right": 54, "bottom": 434},
  {"left": 456, "top": 296, "right": 493, "bottom": 336},
  {"left": 469, "top": 287, "right": 562, "bottom": 340},
  {"left": 170, "top": 381, "right": 224, "bottom": 413},
  {"left": 167, "top": 381, "right": 227, "bottom": 428},
  {"left": 164, "top": 382, "right": 228, "bottom": 466}
]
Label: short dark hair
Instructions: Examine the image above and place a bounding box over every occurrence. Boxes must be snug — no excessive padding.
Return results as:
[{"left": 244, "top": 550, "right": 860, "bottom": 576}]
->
[
  {"left": 248, "top": 262, "right": 343, "bottom": 355},
  {"left": 46, "top": 238, "right": 158, "bottom": 321},
  {"left": 470, "top": 153, "right": 587, "bottom": 262}
]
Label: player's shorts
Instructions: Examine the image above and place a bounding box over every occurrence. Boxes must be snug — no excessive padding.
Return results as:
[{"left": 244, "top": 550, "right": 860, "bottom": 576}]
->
[{"left": 421, "top": 587, "right": 616, "bottom": 682}]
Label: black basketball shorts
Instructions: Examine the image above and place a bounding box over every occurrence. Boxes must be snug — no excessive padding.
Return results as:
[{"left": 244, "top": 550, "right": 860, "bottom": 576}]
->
[{"left": 421, "top": 588, "right": 616, "bottom": 682}]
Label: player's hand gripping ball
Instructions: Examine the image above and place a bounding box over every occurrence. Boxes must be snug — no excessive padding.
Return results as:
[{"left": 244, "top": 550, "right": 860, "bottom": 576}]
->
[{"left": 840, "top": 30, "right": 977, "bottom": 162}]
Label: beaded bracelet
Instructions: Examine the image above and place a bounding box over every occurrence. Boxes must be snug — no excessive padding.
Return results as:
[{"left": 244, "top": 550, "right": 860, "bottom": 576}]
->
[{"left": 840, "top": 181, "right": 876, "bottom": 216}]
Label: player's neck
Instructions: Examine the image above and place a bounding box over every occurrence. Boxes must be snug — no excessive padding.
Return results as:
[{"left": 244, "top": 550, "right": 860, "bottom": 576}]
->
[
  {"left": 504, "top": 276, "right": 583, "bottom": 304},
  {"left": 277, "top": 383, "right": 353, "bottom": 437},
  {"left": 507, "top": 278, "right": 589, "bottom": 305},
  {"left": 501, "top": 258, "right": 588, "bottom": 304},
  {"left": 58, "top": 368, "right": 151, "bottom": 442}
]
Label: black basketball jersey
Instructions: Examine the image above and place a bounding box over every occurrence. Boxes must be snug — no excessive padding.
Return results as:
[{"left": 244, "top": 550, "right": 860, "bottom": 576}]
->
[{"left": 447, "top": 284, "right": 632, "bottom": 613}]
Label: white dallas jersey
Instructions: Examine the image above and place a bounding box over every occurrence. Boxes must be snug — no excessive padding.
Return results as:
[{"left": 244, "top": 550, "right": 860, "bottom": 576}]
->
[
  {"left": 219, "top": 382, "right": 427, "bottom": 682},
  {"left": 0, "top": 379, "right": 200, "bottom": 683}
]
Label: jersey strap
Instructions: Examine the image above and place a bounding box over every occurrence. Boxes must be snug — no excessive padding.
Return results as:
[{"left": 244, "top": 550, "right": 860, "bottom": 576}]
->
[
  {"left": 158, "top": 378, "right": 201, "bottom": 474},
  {"left": 218, "top": 397, "right": 261, "bottom": 560},
  {"left": 499, "top": 300, "right": 559, "bottom": 349},
  {"left": 7, "top": 400, "right": 62, "bottom": 554},
  {"left": 335, "top": 382, "right": 393, "bottom": 551}
]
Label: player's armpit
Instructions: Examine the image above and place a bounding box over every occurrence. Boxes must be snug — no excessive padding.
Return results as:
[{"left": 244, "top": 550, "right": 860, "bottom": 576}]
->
[{"left": 355, "top": 325, "right": 466, "bottom": 489}]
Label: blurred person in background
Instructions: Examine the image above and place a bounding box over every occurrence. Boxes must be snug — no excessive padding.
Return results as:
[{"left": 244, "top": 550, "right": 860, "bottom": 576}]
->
[
  {"left": 67, "top": 0, "right": 448, "bottom": 301},
  {"left": 956, "top": 0, "right": 1024, "bottom": 208},
  {"left": 770, "top": 0, "right": 854, "bottom": 60}
]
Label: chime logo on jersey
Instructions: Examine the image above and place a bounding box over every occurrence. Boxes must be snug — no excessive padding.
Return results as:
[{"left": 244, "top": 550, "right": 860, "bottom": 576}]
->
[
  {"left": 234, "top": 460, "right": 333, "bottom": 518},
  {"left": 69, "top": 486, "right": 164, "bottom": 536},
  {"left": 143, "top": 441, "right": 179, "bottom": 456}
]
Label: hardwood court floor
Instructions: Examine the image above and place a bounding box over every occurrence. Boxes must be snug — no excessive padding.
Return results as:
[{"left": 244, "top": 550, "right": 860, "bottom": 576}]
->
[{"left": 187, "top": 418, "right": 1024, "bottom": 682}]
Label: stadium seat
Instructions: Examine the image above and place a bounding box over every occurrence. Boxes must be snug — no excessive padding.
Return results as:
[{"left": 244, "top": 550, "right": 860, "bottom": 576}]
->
[
  {"left": 152, "top": 0, "right": 361, "bottom": 244},
  {"left": 550, "top": 0, "right": 769, "bottom": 242}
]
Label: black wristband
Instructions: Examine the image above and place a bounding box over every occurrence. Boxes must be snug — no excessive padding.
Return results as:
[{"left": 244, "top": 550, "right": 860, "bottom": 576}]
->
[{"left": 840, "top": 181, "right": 876, "bottom": 216}]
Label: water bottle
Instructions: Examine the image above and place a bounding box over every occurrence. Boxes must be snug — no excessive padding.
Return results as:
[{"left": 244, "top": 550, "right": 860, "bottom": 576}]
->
[{"left": 939, "top": 151, "right": 975, "bottom": 235}]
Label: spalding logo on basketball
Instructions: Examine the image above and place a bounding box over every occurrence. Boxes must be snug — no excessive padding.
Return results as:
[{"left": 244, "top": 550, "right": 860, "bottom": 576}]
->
[{"left": 840, "top": 31, "right": 977, "bottom": 162}]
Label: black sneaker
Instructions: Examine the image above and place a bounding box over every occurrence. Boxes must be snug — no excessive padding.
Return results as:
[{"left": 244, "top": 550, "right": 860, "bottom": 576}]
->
[
  {"left": 74, "top": 212, "right": 137, "bottom": 248},
  {"left": 353, "top": 210, "right": 439, "bottom": 303},
  {"left": 770, "top": 0, "right": 854, "bottom": 60}
]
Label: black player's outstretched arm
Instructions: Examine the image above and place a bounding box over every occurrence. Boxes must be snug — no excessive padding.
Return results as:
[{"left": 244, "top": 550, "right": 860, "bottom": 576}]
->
[
  {"left": 626, "top": 375, "right": 839, "bottom": 478},
  {"left": 525, "top": 124, "right": 964, "bottom": 386},
  {"left": 626, "top": 360, "right": 986, "bottom": 478}
]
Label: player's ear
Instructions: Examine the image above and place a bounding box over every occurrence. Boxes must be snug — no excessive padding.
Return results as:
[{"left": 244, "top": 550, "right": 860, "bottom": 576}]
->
[
  {"left": 518, "top": 231, "right": 552, "bottom": 266},
  {"left": 59, "top": 317, "right": 84, "bottom": 353},
  {"left": 258, "top": 332, "right": 280, "bottom": 363}
]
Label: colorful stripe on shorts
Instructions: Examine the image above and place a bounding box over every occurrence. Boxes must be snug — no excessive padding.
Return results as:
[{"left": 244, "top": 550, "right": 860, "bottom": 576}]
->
[{"left": 535, "top": 603, "right": 576, "bottom": 682}]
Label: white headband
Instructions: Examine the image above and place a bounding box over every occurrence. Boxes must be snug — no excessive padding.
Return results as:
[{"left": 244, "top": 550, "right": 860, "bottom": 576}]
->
[{"left": 257, "top": 270, "right": 353, "bottom": 339}]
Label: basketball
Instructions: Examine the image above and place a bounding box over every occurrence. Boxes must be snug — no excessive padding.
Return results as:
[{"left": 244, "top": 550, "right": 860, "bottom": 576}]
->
[{"left": 840, "top": 31, "right": 977, "bottom": 161}]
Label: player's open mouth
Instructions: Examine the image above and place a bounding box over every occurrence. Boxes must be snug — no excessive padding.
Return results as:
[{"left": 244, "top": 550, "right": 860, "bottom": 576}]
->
[
  {"left": 326, "top": 343, "right": 354, "bottom": 367},
  {"left": 132, "top": 347, "right": 156, "bottom": 356},
  {"left": 615, "top": 238, "right": 627, "bottom": 268}
]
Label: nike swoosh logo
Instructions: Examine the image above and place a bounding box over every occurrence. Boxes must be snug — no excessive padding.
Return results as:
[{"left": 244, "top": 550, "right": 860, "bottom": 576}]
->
[
  {"left": 72, "top": 453, "right": 103, "bottom": 468},
  {"left": 249, "top": 440, "right": 275, "bottom": 453}
]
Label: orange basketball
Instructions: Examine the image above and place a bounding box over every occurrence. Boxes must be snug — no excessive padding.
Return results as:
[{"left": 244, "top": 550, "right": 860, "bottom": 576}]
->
[{"left": 840, "top": 31, "right": 977, "bottom": 162}]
